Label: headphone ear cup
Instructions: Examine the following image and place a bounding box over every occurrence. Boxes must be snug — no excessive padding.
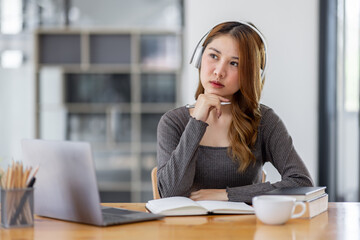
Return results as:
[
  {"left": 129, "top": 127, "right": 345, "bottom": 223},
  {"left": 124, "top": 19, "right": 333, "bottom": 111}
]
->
[{"left": 193, "top": 46, "right": 204, "bottom": 69}]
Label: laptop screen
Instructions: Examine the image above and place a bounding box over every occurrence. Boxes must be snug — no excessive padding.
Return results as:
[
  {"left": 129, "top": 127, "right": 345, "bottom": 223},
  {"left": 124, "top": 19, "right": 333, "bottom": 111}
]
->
[{"left": 22, "top": 139, "right": 104, "bottom": 225}]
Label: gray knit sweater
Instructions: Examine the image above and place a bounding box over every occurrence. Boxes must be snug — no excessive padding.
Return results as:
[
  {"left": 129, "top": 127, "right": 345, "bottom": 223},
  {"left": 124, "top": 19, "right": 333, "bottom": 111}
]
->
[{"left": 156, "top": 104, "right": 314, "bottom": 203}]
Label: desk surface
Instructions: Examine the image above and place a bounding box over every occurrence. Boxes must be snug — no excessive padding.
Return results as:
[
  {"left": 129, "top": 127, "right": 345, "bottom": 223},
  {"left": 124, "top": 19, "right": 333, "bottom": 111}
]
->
[{"left": 1, "top": 202, "right": 359, "bottom": 240}]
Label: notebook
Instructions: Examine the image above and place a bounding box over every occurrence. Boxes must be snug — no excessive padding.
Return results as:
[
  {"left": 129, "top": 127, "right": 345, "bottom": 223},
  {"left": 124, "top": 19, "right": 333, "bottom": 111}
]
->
[
  {"left": 21, "top": 139, "right": 163, "bottom": 226},
  {"left": 262, "top": 187, "right": 326, "bottom": 201}
]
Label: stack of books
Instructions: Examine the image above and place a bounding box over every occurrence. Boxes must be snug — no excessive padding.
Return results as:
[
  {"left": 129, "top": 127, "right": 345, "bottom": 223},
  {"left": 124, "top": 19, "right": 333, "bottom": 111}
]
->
[{"left": 262, "top": 186, "right": 328, "bottom": 218}]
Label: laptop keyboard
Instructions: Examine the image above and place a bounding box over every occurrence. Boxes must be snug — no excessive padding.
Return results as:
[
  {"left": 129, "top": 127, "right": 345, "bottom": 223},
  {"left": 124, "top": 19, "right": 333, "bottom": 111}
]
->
[
  {"left": 102, "top": 207, "right": 138, "bottom": 225},
  {"left": 102, "top": 207, "right": 137, "bottom": 215},
  {"left": 101, "top": 206, "right": 163, "bottom": 226}
]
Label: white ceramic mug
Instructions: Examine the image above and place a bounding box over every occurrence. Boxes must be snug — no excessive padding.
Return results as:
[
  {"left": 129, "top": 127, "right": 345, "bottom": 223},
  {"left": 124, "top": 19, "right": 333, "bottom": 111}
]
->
[{"left": 252, "top": 195, "right": 306, "bottom": 225}]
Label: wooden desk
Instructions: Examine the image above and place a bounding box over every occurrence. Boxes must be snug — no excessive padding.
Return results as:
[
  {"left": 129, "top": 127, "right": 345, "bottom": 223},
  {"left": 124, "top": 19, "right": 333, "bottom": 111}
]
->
[{"left": 0, "top": 203, "right": 359, "bottom": 240}]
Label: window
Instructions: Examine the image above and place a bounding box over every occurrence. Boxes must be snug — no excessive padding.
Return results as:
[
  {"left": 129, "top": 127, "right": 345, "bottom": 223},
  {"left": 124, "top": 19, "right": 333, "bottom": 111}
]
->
[{"left": 336, "top": 0, "right": 360, "bottom": 201}]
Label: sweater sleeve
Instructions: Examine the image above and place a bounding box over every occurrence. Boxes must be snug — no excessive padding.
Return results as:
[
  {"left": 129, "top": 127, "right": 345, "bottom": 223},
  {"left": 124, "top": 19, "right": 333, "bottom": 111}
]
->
[
  {"left": 157, "top": 110, "right": 208, "bottom": 197},
  {"left": 226, "top": 107, "right": 314, "bottom": 203}
]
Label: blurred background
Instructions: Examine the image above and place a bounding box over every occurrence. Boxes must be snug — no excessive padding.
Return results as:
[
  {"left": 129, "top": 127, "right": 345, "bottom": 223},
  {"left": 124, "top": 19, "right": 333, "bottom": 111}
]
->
[{"left": 0, "top": 0, "right": 358, "bottom": 202}]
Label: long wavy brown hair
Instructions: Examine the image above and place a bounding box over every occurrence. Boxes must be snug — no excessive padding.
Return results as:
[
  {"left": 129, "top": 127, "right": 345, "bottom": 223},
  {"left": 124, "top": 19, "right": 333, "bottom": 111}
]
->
[{"left": 195, "top": 21, "right": 266, "bottom": 172}]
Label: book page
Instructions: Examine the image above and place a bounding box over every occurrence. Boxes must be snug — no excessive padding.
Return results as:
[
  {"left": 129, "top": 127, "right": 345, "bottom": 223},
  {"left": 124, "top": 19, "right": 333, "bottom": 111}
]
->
[
  {"left": 146, "top": 197, "right": 207, "bottom": 215},
  {"left": 196, "top": 201, "right": 254, "bottom": 214}
]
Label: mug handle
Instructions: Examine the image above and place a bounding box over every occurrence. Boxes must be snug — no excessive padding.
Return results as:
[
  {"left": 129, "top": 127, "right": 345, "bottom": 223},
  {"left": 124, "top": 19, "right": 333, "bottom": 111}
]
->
[{"left": 291, "top": 202, "right": 306, "bottom": 219}]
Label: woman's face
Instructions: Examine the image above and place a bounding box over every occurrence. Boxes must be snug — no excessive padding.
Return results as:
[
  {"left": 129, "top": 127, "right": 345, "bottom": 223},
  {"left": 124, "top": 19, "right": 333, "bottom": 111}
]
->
[{"left": 200, "top": 34, "right": 240, "bottom": 100}]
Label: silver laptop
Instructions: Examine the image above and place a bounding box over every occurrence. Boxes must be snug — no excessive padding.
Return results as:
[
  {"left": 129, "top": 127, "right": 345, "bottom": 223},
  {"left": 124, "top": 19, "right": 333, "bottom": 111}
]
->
[{"left": 21, "top": 139, "right": 163, "bottom": 226}]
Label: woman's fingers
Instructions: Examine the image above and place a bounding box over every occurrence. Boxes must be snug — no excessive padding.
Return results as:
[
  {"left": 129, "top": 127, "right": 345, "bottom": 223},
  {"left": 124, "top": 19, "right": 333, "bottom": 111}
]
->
[
  {"left": 190, "top": 189, "right": 229, "bottom": 201},
  {"left": 190, "top": 190, "right": 200, "bottom": 200},
  {"left": 192, "top": 94, "right": 229, "bottom": 122}
]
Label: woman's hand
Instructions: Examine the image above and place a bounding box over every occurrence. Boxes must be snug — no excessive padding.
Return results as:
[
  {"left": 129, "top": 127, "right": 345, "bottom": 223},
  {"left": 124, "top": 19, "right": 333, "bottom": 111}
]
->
[
  {"left": 190, "top": 189, "right": 229, "bottom": 201},
  {"left": 192, "top": 94, "right": 230, "bottom": 122}
]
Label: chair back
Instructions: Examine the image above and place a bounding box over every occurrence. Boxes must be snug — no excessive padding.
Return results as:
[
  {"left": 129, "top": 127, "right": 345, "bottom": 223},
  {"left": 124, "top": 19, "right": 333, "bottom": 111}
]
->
[
  {"left": 151, "top": 167, "right": 161, "bottom": 199},
  {"left": 262, "top": 170, "right": 267, "bottom": 183}
]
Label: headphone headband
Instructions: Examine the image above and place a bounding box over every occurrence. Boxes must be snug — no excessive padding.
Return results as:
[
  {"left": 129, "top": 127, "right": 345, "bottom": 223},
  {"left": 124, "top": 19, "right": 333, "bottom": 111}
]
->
[{"left": 189, "top": 21, "right": 268, "bottom": 80}]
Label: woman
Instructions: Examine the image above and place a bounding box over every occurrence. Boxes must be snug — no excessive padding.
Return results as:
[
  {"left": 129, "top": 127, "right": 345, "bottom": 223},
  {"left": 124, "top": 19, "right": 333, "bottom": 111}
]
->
[{"left": 156, "top": 21, "right": 313, "bottom": 203}]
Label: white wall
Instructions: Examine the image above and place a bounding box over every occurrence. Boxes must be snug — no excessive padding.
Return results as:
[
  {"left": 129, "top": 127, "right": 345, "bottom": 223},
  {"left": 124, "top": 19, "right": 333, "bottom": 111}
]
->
[
  {"left": 0, "top": 0, "right": 319, "bottom": 183},
  {"left": 0, "top": 66, "right": 35, "bottom": 168},
  {"left": 182, "top": 0, "right": 319, "bottom": 183}
]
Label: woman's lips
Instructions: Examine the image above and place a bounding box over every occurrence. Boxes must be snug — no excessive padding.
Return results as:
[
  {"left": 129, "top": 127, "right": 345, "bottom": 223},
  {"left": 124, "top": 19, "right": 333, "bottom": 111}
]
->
[{"left": 209, "top": 81, "right": 224, "bottom": 88}]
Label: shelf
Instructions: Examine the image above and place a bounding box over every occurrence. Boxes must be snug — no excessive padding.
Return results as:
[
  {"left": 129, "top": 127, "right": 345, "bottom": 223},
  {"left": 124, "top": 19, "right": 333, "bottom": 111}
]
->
[
  {"left": 38, "top": 34, "right": 81, "bottom": 64},
  {"left": 65, "top": 73, "right": 131, "bottom": 103},
  {"left": 89, "top": 34, "right": 131, "bottom": 64},
  {"left": 62, "top": 104, "right": 132, "bottom": 113},
  {"left": 141, "top": 73, "right": 176, "bottom": 103},
  {"left": 140, "top": 34, "right": 180, "bottom": 69},
  {"left": 97, "top": 182, "right": 132, "bottom": 191},
  {"left": 35, "top": 28, "right": 182, "bottom": 202},
  {"left": 67, "top": 113, "right": 107, "bottom": 142}
]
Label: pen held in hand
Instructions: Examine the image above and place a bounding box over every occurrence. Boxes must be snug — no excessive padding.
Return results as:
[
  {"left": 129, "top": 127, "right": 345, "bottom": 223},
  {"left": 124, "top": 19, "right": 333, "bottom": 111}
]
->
[{"left": 185, "top": 102, "right": 231, "bottom": 109}]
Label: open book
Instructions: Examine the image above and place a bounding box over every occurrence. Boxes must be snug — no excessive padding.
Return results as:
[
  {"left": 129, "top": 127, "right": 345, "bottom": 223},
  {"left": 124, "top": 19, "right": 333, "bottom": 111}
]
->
[{"left": 146, "top": 197, "right": 254, "bottom": 216}]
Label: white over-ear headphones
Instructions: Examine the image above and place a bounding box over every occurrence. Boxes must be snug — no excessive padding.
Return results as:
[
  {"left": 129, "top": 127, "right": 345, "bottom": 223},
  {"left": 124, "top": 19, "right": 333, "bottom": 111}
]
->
[{"left": 189, "top": 21, "right": 268, "bottom": 80}]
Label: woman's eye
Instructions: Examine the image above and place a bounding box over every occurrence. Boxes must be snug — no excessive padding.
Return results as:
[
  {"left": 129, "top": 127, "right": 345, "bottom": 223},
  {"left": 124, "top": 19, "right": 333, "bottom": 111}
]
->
[
  {"left": 230, "top": 61, "right": 238, "bottom": 67},
  {"left": 209, "top": 53, "right": 218, "bottom": 59}
]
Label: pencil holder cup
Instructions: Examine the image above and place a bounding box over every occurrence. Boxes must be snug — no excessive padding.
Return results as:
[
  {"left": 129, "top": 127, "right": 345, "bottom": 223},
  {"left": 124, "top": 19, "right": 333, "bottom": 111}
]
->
[{"left": 1, "top": 188, "right": 34, "bottom": 228}]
